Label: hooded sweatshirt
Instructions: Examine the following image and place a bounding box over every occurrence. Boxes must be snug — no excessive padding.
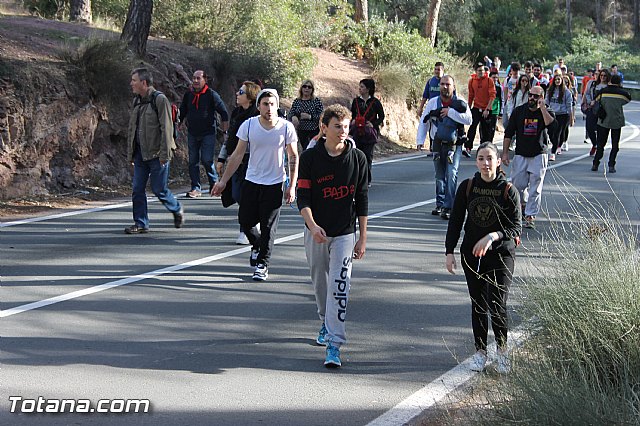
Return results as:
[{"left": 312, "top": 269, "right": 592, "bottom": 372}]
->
[
  {"left": 446, "top": 171, "right": 522, "bottom": 255},
  {"left": 468, "top": 73, "right": 496, "bottom": 110}
]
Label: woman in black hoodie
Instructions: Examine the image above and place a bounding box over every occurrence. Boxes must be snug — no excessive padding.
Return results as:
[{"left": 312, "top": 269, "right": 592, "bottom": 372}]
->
[
  {"left": 216, "top": 81, "right": 261, "bottom": 244},
  {"left": 445, "top": 142, "right": 522, "bottom": 374}
]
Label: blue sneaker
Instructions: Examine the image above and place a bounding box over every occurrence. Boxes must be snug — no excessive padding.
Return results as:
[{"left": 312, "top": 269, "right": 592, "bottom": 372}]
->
[
  {"left": 316, "top": 323, "right": 328, "bottom": 346},
  {"left": 324, "top": 344, "right": 341, "bottom": 368}
]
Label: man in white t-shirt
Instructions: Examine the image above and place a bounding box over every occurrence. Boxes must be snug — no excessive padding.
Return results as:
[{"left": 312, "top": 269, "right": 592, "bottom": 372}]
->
[{"left": 212, "top": 89, "right": 299, "bottom": 281}]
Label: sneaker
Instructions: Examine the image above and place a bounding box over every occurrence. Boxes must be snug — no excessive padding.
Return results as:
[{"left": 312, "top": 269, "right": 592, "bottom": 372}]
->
[
  {"left": 523, "top": 215, "right": 535, "bottom": 228},
  {"left": 440, "top": 208, "right": 451, "bottom": 220},
  {"left": 173, "top": 208, "right": 184, "bottom": 228},
  {"left": 447, "top": 150, "right": 454, "bottom": 164},
  {"left": 556, "top": 148, "right": 562, "bottom": 155},
  {"left": 236, "top": 232, "right": 250, "bottom": 245},
  {"left": 124, "top": 224, "right": 149, "bottom": 234},
  {"left": 316, "top": 323, "right": 328, "bottom": 346},
  {"left": 584, "top": 139, "right": 590, "bottom": 144},
  {"left": 562, "top": 143, "right": 568, "bottom": 151},
  {"left": 470, "top": 349, "right": 487, "bottom": 372},
  {"left": 431, "top": 206, "right": 443, "bottom": 216},
  {"left": 249, "top": 248, "right": 260, "bottom": 267},
  {"left": 608, "top": 166, "right": 616, "bottom": 174},
  {"left": 548, "top": 153, "right": 556, "bottom": 161},
  {"left": 591, "top": 164, "right": 598, "bottom": 172},
  {"left": 324, "top": 344, "right": 341, "bottom": 368},
  {"left": 417, "top": 145, "right": 424, "bottom": 151},
  {"left": 462, "top": 148, "right": 471, "bottom": 158},
  {"left": 252, "top": 263, "right": 268, "bottom": 281},
  {"left": 186, "top": 189, "right": 201, "bottom": 198},
  {"left": 495, "top": 348, "right": 511, "bottom": 374},
  {"left": 589, "top": 146, "right": 597, "bottom": 156}
]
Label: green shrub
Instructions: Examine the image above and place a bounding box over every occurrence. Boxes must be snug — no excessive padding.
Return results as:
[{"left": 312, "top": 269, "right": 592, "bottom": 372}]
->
[
  {"left": 372, "top": 62, "right": 411, "bottom": 101},
  {"left": 22, "top": 0, "right": 68, "bottom": 19},
  {"left": 478, "top": 191, "right": 640, "bottom": 424},
  {"left": 60, "top": 39, "right": 135, "bottom": 105}
]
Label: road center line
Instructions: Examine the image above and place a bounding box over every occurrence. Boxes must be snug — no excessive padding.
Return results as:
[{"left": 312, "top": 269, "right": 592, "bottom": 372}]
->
[{"left": 0, "top": 198, "right": 435, "bottom": 318}]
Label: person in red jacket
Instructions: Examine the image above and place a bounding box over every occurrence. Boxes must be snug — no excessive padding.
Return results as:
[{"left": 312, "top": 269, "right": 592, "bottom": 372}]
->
[{"left": 464, "top": 63, "right": 496, "bottom": 157}]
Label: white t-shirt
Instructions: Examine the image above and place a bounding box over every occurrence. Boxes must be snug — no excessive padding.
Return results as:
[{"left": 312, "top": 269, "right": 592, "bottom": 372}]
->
[{"left": 237, "top": 116, "right": 298, "bottom": 185}]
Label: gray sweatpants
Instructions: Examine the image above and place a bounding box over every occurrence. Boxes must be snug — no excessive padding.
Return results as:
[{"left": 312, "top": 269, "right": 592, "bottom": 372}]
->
[
  {"left": 510, "top": 153, "right": 548, "bottom": 217},
  {"left": 304, "top": 229, "right": 356, "bottom": 348}
]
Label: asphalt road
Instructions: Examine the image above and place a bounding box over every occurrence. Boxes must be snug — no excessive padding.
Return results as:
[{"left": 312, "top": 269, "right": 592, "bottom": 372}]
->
[{"left": 2, "top": 104, "right": 639, "bottom": 426}]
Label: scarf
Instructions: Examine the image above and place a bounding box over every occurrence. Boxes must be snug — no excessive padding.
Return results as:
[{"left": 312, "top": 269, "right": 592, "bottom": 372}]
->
[{"left": 191, "top": 84, "right": 209, "bottom": 110}]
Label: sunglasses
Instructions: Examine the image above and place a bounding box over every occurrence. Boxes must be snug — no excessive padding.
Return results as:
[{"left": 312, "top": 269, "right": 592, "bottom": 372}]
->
[
  {"left": 237, "top": 88, "right": 246, "bottom": 95},
  {"left": 301, "top": 85, "right": 313, "bottom": 89},
  {"left": 528, "top": 94, "right": 541, "bottom": 99}
]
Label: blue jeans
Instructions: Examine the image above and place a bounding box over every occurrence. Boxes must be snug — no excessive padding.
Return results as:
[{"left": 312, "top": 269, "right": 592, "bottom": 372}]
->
[
  {"left": 433, "top": 142, "right": 461, "bottom": 209},
  {"left": 132, "top": 148, "right": 182, "bottom": 229},
  {"left": 187, "top": 133, "right": 218, "bottom": 191}
]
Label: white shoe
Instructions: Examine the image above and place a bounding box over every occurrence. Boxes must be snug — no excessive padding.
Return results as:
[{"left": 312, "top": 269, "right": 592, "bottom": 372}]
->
[
  {"left": 235, "top": 232, "right": 249, "bottom": 245},
  {"left": 549, "top": 153, "right": 556, "bottom": 161},
  {"left": 470, "top": 349, "right": 488, "bottom": 372},
  {"left": 495, "top": 348, "right": 511, "bottom": 374},
  {"left": 562, "top": 143, "right": 569, "bottom": 151}
]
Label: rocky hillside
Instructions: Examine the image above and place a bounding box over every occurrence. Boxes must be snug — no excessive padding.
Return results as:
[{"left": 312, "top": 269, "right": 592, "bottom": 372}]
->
[{"left": 0, "top": 11, "right": 416, "bottom": 201}]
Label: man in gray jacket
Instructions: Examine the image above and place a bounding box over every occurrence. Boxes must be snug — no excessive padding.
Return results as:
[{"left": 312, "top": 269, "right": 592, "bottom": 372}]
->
[{"left": 125, "top": 68, "right": 184, "bottom": 234}]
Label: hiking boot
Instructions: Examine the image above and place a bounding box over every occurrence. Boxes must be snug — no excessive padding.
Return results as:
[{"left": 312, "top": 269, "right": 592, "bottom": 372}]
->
[
  {"left": 440, "top": 208, "right": 451, "bottom": 220},
  {"left": 470, "top": 349, "right": 487, "bottom": 372},
  {"left": 236, "top": 232, "right": 250, "bottom": 245},
  {"left": 316, "top": 323, "right": 328, "bottom": 346},
  {"left": 462, "top": 148, "right": 471, "bottom": 158},
  {"left": 608, "top": 166, "right": 616, "bottom": 173},
  {"left": 252, "top": 263, "right": 268, "bottom": 281},
  {"left": 589, "top": 146, "right": 597, "bottom": 156},
  {"left": 495, "top": 348, "right": 511, "bottom": 374},
  {"left": 324, "top": 344, "right": 342, "bottom": 368},
  {"left": 186, "top": 189, "right": 201, "bottom": 198},
  {"left": 124, "top": 224, "right": 149, "bottom": 234},
  {"left": 431, "top": 206, "right": 443, "bottom": 216},
  {"left": 591, "top": 164, "right": 599, "bottom": 172},
  {"left": 173, "top": 208, "right": 184, "bottom": 228},
  {"left": 249, "top": 248, "right": 260, "bottom": 267}
]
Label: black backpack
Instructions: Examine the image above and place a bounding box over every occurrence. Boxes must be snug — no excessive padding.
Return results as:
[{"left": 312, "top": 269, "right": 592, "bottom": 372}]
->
[{"left": 134, "top": 90, "right": 179, "bottom": 140}]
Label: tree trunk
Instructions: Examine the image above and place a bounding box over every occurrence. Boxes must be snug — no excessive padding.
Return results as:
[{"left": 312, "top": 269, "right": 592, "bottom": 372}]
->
[
  {"left": 70, "top": 0, "right": 92, "bottom": 23},
  {"left": 596, "top": 0, "right": 602, "bottom": 34},
  {"left": 120, "top": 0, "right": 153, "bottom": 57},
  {"left": 355, "top": 0, "right": 368, "bottom": 23},
  {"left": 566, "top": 0, "right": 571, "bottom": 39},
  {"left": 424, "top": 0, "right": 443, "bottom": 47},
  {"left": 634, "top": 0, "right": 639, "bottom": 38}
]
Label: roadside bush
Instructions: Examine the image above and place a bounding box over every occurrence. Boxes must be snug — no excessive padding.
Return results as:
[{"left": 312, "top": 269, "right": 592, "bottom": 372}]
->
[
  {"left": 22, "top": 0, "right": 68, "bottom": 19},
  {"left": 478, "top": 191, "right": 640, "bottom": 424},
  {"left": 60, "top": 39, "right": 135, "bottom": 105},
  {"left": 372, "top": 62, "right": 411, "bottom": 101},
  {"left": 564, "top": 30, "right": 640, "bottom": 81}
]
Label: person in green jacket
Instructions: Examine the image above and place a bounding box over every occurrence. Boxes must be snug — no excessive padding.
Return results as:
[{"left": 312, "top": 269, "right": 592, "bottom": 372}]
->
[{"left": 591, "top": 74, "right": 631, "bottom": 174}]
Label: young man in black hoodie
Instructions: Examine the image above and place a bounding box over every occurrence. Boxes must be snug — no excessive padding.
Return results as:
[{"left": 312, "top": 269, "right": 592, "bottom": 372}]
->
[{"left": 297, "top": 104, "right": 369, "bottom": 368}]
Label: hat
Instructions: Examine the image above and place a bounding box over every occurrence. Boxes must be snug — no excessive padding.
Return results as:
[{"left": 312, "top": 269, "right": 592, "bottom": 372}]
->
[{"left": 256, "top": 88, "right": 279, "bottom": 108}]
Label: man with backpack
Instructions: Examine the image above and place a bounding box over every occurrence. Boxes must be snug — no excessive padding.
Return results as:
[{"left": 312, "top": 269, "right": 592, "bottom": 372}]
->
[
  {"left": 179, "top": 70, "right": 229, "bottom": 198},
  {"left": 417, "top": 75, "right": 472, "bottom": 220},
  {"left": 125, "top": 67, "right": 184, "bottom": 234}
]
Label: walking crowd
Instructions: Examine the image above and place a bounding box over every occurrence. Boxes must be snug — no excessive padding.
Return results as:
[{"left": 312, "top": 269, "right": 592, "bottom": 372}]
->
[{"left": 124, "top": 54, "right": 631, "bottom": 371}]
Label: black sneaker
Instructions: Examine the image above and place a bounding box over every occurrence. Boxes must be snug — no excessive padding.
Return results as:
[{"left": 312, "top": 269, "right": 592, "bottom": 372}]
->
[
  {"left": 249, "top": 248, "right": 260, "bottom": 267},
  {"left": 591, "top": 164, "right": 598, "bottom": 172},
  {"left": 173, "top": 208, "right": 184, "bottom": 228},
  {"left": 462, "top": 149, "right": 471, "bottom": 158},
  {"left": 440, "top": 208, "right": 451, "bottom": 220},
  {"left": 124, "top": 224, "right": 149, "bottom": 234},
  {"left": 431, "top": 206, "right": 442, "bottom": 215},
  {"left": 608, "top": 166, "right": 616, "bottom": 173},
  {"left": 252, "top": 264, "right": 268, "bottom": 281}
]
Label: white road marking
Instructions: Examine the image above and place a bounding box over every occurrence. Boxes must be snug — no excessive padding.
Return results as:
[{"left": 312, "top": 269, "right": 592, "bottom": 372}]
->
[{"left": 0, "top": 198, "right": 435, "bottom": 318}]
